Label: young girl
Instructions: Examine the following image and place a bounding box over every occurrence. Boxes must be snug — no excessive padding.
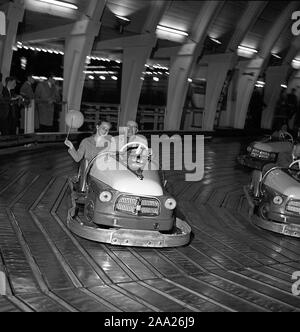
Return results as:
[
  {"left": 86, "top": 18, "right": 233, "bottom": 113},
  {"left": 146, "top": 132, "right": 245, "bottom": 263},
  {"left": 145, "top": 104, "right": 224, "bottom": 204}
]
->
[{"left": 64, "top": 121, "right": 114, "bottom": 162}]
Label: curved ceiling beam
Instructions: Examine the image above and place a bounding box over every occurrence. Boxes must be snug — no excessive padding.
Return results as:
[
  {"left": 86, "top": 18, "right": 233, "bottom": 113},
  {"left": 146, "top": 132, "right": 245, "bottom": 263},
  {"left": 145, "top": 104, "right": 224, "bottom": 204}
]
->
[
  {"left": 234, "top": 1, "right": 300, "bottom": 129},
  {"left": 142, "top": 0, "right": 169, "bottom": 34},
  {"left": 227, "top": 1, "right": 268, "bottom": 52},
  {"left": 283, "top": 35, "right": 300, "bottom": 65},
  {"left": 0, "top": 0, "right": 25, "bottom": 80},
  {"left": 61, "top": 0, "right": 106, "bottom": 130},
  {"left": 165, "top": 0, "right": 225, "bottom": 131},
  {"left": 118, "top": 0, "right": 169, "bottom": 126}
]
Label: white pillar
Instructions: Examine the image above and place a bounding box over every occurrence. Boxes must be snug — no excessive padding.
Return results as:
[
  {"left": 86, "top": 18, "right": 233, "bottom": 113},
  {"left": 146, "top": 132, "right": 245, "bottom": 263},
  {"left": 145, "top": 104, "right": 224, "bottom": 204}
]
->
[
  {"left": 233, "top": 1, "right": 299, "bottom": 129},
  {"left": 119, "top": 1, "right": 167, "bottom": 126},
  {"left": 61, "top": 0, "right": 106, "bottom": 132},
  {"left": 119, "top": 39, "right": 156, "bottom": 126},
  {"left": 201, "top": 53, "right": 236, "bottom": 131},
  {"left": 261, "top": 65, "right": 290, "bottom": 129},
  {"left": 0, "top": 0, "right": 24, "bottom": 80},
  {"left": 164, "top": 1, "right": 224, "bottom": 131}
]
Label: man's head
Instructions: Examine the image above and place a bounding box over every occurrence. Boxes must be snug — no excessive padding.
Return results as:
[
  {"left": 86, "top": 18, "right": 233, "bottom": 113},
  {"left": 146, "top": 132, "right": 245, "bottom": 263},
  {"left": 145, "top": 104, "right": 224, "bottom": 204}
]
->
[
  {"left": 5, "top": 77, "right": 16, "bottom": 90},
  {"left": 48, "top": 74, "right": 55, "bottom": 86},
  {"left": 126, "top": 120, "right": 138, "bottom": 137},
  {"left": 27, "top": 74, "right": 35, "bottom": 85}
]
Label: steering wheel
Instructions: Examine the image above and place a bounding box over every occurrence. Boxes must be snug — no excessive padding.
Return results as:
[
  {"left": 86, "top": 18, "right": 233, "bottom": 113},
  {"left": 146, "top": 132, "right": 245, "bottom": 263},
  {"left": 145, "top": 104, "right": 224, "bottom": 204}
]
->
[
  {"left": 120, "top": 141, "right": 149, "bottom": 155},
  {"left": 279, "top": 131, "right": 294, "bottom": 144},
  {"left": 289, "top": 159, "right": 300, "bottom": 171},
  {"left": 259, "top": 166, "right": 282, "bottom": 195}
]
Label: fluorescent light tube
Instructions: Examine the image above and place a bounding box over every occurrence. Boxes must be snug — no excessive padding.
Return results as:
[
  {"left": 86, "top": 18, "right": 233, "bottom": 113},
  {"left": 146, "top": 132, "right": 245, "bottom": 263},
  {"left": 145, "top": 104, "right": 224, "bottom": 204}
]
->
[
  {"left": 238, "top": 45, "right": 258, "bottom": 54},
  {"left": 39, "top": 0, "right": 78, "bottom": 10},
  {"left": 157, "top": 25, "right": 188, "bottom": 37}
]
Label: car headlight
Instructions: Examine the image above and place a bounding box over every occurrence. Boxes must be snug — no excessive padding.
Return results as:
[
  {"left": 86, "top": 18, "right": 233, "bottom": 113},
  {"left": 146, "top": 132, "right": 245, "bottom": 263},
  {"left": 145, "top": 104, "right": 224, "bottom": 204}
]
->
[
  {"left": 165, "top": 198, "right": 177, "bottom": 210},
  {"left": 99, "top": 191, "right": 112, "bottom": 202},
  {"left": 273, "top": 196, "right": 283, "bottom": 205}
]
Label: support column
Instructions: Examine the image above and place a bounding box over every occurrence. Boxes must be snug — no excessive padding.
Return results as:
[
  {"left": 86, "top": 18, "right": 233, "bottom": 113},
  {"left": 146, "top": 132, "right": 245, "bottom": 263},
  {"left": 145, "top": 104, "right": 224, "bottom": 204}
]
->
[
  {"left": 61, "top": 0, "right": 106, "bottom": 132},
  {"left": 0, "top": 0, "right": 24, "bottom": 80},
  {"left": 215, "top": 1, "right": 267, "bottom": 128},
  {"left": 288, "top": 70, "right": 300, "bottom": 98},
  {"left": 201, "top": 53, "right": 236, "bottom": 130},
  {"left": 233, "top": 1, "right": 299, "bottom": 129},
  {"left": 119, "top": 36, "right": 156, "bottom": 126},
  {"left": 119, "top": 0, "right": 168, "bottom": 126},
  {"left": 261, "top": 65, "right": 290, "bottom": 129},
  {"left": 164, "top": 1, "right": 224, "bottom": 131}
]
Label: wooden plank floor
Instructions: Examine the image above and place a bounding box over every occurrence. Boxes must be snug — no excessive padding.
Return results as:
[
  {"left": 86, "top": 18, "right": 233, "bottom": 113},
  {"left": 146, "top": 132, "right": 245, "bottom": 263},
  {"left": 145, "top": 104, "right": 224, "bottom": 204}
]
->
[{"left": 0, "top": 140, "right": 300, "bottom": 312}]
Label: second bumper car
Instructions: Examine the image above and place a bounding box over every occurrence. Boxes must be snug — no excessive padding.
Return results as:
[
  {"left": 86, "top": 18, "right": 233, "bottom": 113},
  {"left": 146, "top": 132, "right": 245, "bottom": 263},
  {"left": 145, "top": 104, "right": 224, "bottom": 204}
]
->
[
  {"left": 238, "top": 131, "right": 294, "bottom": 170},
  {"left": 244, "top": 159, "right": 300, "bottom": 238}
]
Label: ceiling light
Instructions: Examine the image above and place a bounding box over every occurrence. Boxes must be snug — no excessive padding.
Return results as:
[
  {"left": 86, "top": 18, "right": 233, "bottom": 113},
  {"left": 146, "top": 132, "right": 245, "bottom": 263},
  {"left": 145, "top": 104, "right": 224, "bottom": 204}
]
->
[
  {"left": 153, "top": 77, "right": 159, "bottom": 82},
  {"left": 88, "top": 75, "right": 95, "bottom": 80},
  {"left": 210, "top": 38, "right": 222, "bottom": 44},
  {"left": 238, "top": 45, "right": 258, "bottom": 54},
  {"left": 99, "top": 76, "right": 106, "bottom": 80},
  {"left": 39, "top": 0, "right": 78, "bottom": 10},
  {"left": 256, "top": 80, "right": 265, "bottom": 85},
  {"left": 293, "top": 58, "right": 300, "bottom": 65},
  {"left": 111, "top": 76, "right": 118, "bottom": 80},
  {"left": 157, "top": 25, "right": 188, "bottom": 37},
  {"left": 272, "top": 53, "right": 281, "bottom": 59},
  {"left": 116, "top": 15, "right": 130, "bottom": 22},
  {"left": 281, "top": 84, "right": 287, "bottom": 89}
]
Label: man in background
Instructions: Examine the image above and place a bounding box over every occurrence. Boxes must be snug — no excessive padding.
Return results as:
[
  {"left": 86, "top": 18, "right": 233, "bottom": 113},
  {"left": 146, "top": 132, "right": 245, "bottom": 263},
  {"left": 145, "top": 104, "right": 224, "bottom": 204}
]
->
[{"left": 35, "top": 75, "right": 60, "bottom": 132}]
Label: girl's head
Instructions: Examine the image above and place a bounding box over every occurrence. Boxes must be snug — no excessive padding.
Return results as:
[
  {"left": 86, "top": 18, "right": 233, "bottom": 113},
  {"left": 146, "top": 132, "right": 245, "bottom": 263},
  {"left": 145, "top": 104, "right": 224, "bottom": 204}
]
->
[{"left": 96, "top": 121, "right": 111, "bottom": 136}]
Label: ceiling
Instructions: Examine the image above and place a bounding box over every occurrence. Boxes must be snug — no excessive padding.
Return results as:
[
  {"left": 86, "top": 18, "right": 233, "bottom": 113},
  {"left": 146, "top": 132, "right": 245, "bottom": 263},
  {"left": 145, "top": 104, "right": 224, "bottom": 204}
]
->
[{"left": 1, "top": 0, "right": 299, "bottom": 63}]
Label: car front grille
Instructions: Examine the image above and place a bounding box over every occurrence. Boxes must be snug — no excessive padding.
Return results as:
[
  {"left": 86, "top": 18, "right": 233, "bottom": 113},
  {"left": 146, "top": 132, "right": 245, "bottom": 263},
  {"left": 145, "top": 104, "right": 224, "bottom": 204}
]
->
[
  {"left": 250, "top": 148, "right": 270, "bottom": 160},
  {"left": 115, "top": 195, "right": 160, "bottom": 216},
  {"left": 286, "top": 200, "right": 300, "bottom": 215}
]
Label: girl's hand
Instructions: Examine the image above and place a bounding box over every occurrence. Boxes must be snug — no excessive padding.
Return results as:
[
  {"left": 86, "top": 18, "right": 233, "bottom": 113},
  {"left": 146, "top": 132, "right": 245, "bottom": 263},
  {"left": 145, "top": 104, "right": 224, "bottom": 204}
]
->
[{"left": 64, "top": 139, "right": 74, "bottom": 149}]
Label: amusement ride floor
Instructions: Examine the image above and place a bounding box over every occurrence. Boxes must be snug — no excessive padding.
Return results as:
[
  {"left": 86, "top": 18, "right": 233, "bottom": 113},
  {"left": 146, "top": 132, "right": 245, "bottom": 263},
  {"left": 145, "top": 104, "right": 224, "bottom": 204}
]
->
[{"left": 0, "top": 139, "right": 300, "bottom": 312}]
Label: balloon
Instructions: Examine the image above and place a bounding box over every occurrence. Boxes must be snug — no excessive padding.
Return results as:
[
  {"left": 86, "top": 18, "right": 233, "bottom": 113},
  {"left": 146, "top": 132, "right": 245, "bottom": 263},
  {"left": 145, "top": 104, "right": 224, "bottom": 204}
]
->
[{"left": 65, "top": 110, "right": 84, "bottom": 129}]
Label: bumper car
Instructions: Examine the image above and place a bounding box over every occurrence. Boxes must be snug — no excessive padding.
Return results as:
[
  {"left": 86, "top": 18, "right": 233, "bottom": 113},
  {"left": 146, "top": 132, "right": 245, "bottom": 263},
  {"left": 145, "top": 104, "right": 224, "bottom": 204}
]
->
[
  {"left": 67, "top": 141, "right": 191, "bottom": 247},
  {"left": 237, "top": 131, "right": 294, "bottom": 170},
  {"left": 244, "top": 159, "right": 300, "bottom": 238}
]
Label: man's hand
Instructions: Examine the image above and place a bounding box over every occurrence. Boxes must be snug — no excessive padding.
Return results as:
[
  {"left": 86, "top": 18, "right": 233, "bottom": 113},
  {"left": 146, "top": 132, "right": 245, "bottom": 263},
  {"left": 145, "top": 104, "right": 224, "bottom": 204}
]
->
[{"left": 64, "top": 139, "right": 74, "bottom": 150}]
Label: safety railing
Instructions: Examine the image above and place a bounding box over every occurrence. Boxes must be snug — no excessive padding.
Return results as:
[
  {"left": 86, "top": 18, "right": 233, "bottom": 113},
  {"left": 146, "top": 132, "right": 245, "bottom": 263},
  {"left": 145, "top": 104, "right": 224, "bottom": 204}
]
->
[{"left": 81, "top": 103, "right": 166, "bottom": 131}]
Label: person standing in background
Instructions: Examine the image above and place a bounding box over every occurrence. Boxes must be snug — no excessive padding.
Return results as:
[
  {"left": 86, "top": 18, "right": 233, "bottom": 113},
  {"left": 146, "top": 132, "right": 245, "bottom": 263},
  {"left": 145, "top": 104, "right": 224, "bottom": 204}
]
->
[
  {"left": 20, "top": 74, "right": 35, "bottom": 134},
  {"left": 35, "top": 75, "right": 60, "bottom": 132},
  {"left": 287, "top": 88, "right": 299, "bottom": 130},
  {"left": 0, "top": 73, "right": 9, "bottom": 135},
  {"left": 2, "top": 77, "right": 23, "bottom": 135},
  {"left": 0, "top": 73, "right": 3, "bottom": 97}
]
